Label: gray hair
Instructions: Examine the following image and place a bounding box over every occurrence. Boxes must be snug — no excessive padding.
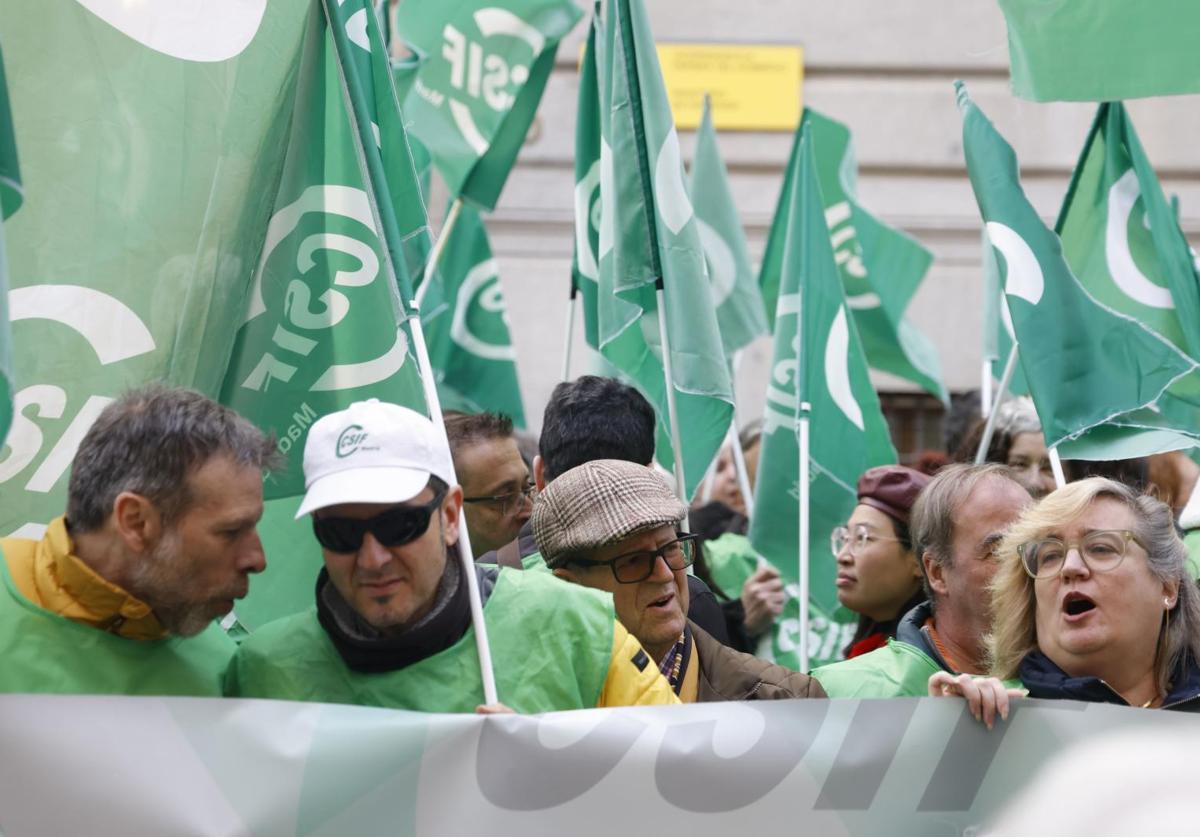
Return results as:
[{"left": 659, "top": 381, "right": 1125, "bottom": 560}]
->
[
  {"left": 996, "top": 396, "right": 1041, "bottom": 437},
  {"left": 989, "top": 477, "right": 1200, "bottom": 695},
  {"left": 911, "top": 463, "right": 1022, "bottom": 609},
  {"left": 67, "top": 386, "right": 281, "bottom": 532}
]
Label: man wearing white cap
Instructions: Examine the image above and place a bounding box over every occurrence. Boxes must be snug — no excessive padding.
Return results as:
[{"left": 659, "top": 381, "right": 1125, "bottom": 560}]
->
[{"left": 225, "top": 399, "right": 678, "bottom": 712}]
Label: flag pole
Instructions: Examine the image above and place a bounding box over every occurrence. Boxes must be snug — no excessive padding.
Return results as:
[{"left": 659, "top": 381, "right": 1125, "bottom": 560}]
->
[
  {"left": 699, "top": 455, "right": 718, "bottom": 504},
  {"left": 321, "top": 0, "right": 496, "bottom": 704},
  {"left": 408, "top": 305, "right": 499, "bottom": 705},
  {"left": 729, "top": 350, "right": 756, "bottom": 511},
  {"left": 797, "top": 400, "right": 812, "bottom": 672},
  {"left": 974, "top": 344, "right": 1019, "bottom": 464},
  {"left": 561, "top": 286, "right": 578, "bottom": 381},
  {"left": 413, "top": 196, "right": 464, "bottom": 309},
  {"left": 655, "top": 284, "right": 689, "bottom": 518},
  {"left": 980, "top": 360, "right": 994, "bottom": 418},
  {"left": 1048, "top": 445, "right": 1067, "bottom": 489}
]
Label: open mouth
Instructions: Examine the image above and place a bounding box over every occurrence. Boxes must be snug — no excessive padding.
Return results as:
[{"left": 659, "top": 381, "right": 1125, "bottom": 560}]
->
[
  {"left": 647, "top": 592, "right": 674, "bottom": 610},
  {"left": 1062, "top": 592, "right": 1096, "bottom": 617}
]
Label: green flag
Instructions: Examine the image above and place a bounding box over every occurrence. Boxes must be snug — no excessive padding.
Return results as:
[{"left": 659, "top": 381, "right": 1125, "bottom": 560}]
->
[
  {"left": 958, "top": 81, "right": 1200, "bottom": 461},
  {"left": 1057, "top": 102, "right": 1200, "bottom": 363},
  {"left": 749, "top": 123, "right": 897, "bottom": 670},
  {"left": 421, "top": 203, "right": 526, "bottom": 425},
  {"left": 981, "top": 228, "right": 1028, "bottom": 397},
  {"left": 570, "top": 7, "right": 602, "bottom": 351},
  {"left": 221, "top": 0, "right": 429, "bottom": 502},
  {"left": 688, "top": 96, "right": 768, "bottom": 358},
  {"left": 760, "top": 109, "right": 948, "bottom": 403},
  {"left": 396, "top": 0, "right": 582, "bottom": 209},
  {"left": 999, "top": 0, "right": 1200, "bottom": 102},
  {"left": 0, "top": 0, "right": 311, "bottom": 536},
  {"left": 0, "top": 43, "right": 20, "bottom": 449},
  {"left": 596, "top": 0, "right": 733, "bottom": 499}
]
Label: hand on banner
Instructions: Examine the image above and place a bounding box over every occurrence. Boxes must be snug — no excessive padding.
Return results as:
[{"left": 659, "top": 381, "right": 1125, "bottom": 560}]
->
[
  {"left": 475, "top": 703, "right": 517, "bottom": 715},
  {"left": 928, "top": 672, "right": 1026, "bottom": 730},
  {"left": 741, "top": 566, "right": 786, "bottom": 635}
]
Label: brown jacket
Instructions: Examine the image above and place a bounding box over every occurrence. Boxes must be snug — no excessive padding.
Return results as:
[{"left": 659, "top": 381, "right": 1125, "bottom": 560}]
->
[{"left": 690, "top": 621, "right": 826, "bottom": 702}]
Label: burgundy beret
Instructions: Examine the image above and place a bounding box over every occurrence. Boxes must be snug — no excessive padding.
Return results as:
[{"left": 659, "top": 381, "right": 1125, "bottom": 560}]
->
[{"left": 856, "top": 465, "right": 931, "bottom": 525}]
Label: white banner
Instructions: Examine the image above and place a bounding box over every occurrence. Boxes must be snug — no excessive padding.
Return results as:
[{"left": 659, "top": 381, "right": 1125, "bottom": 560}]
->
[{"left": 0, "top": 695, "right": 1184, "bottom": 836}]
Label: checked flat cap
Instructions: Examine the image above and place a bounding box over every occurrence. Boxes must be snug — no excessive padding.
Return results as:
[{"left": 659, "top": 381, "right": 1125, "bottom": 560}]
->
[{"left": 533, "top": 459, "right": 686, "bottom": 567}]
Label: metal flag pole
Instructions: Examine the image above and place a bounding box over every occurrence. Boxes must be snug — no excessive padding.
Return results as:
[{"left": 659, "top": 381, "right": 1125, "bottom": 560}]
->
[
  {"left": 699, "top": 456, "right": 718, "bottom": 504},
  {"left": 413, "top": 196, "right": 464, "bottom": 310},
  {"left": 728, "top": 351, "right": 756, "bottom": 513},
  {"left": 974, "top": 344, "right": 1019, "bottom": 465},
  {"left": 321, "top": 0, "right": 495, "bottom": 704},
  {"left": 561, "top": 286, "right": 578, "bottom": 381},
  {"left": 1048, "top": 446, "right": 1068, "bottom": 490},
  {"left": 797, "top": 400, "right": 812, "bottom": 672},
  {"left": 655, "top": 285, "right": 689, "bottom": 523},
  {"left": 408, "top": 304, "right": 499, "bottom": 705},
  {"left": 980, "top": 359, "right": 994, "bottom": 418}
]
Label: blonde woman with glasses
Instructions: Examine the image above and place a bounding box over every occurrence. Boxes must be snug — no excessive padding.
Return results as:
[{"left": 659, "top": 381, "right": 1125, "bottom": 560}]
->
[{"left": 930, "top": 478, "right": 1200, "bottom": 726}]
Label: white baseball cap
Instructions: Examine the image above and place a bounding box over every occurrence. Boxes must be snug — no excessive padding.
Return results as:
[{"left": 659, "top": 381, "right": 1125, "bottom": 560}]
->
[{"left": 296, "top": 399, "right": 455, "bottom": 518}]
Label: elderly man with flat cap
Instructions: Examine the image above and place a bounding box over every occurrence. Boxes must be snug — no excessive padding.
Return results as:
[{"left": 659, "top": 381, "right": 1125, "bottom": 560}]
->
[
  {"left": 535, "top": 459, "right": 825, "bottom": 702},
  {"left": 226, "top": 400, "right": 678, "bottom": 712}
]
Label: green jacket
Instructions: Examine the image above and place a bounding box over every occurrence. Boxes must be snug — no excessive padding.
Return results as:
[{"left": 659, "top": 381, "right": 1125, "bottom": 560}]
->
[
  {"left": 225, "top": 566, "right": 616, "bottom": 713},
  {"left": 0, "top": 550, "right": 235, "bottom": 697},
  {"left": 811, "top": 601, "right": 946, "bottom": 698},
  {"left": 811, "top": 637, "right": 942, "bottom": 698}
]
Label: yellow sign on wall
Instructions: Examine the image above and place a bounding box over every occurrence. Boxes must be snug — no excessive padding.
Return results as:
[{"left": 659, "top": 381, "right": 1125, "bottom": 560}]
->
[{"left": 656, "top": 44, "right": 803, "bottom": 131}]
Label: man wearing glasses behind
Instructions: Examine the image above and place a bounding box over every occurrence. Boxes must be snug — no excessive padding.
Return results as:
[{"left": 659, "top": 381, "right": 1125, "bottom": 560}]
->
[
  {"left": 226, "top": 400, "right": 678, "bottom": 712},
  {"left": 443, "top": 411, "right": 536, "bottom": 561},
  {"left": 535, "top": 459, "right": 825, "bottom": 703}
]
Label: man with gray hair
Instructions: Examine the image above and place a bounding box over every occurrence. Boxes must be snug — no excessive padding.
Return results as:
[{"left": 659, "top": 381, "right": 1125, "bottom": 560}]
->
[
  {"left": 0, "top": 386, "right": 279, "bottom": 696},
  {"left": 536, "top": 459, "right": 824, "bottom": 702},
  {"left": 812, "top": 463, "right": 1030, "bottom": 697}
]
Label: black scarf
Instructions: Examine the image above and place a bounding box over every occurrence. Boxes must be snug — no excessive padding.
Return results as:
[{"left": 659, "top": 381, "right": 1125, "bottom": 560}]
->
[{"left": 315, "top": 551, "right": 473, "bottom": 673}]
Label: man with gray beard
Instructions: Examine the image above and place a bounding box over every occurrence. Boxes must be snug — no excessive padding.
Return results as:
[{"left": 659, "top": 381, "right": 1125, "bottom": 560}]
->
[{"left": 0, "top": 386, "right": 279, "bottom": 696}]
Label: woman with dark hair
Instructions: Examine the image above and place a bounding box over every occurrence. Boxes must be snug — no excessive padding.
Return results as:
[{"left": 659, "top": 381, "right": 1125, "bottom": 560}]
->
[
  {"left": 955, "top": 397, "right": 1056, "bottom": 499},
  {"left": 835, "top": 465, "right": 930, "bottom": 658}
]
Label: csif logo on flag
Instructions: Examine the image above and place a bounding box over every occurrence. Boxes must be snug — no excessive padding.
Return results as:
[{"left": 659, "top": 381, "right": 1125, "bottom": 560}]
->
[
  {"left": 449, "top": 258, "right": 518, "bottom": 361},
  {"left": 573, "top": 159, "right": 602, "bottom": 283},
  {"left": 235, "top": 185, "right": 412, "bottom": 406},
  {"left": 221, "top": 182, "right": 419, "bottom": 483},
  {"left": 0, "top": 286, "right": 157, "bottom": 536},
  {"left": 416, "top": 8, "right": 544, "bottom": 154},
  {"left": 1105, "top": 169, "right": 1174, "bottom": 310},
  {"left": 824, "top": 202, "right": 879, "bottom": 310}
]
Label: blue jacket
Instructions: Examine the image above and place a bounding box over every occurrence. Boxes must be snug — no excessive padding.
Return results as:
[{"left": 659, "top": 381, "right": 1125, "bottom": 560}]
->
[{"left": 1020, "top": 650, "right": 1200, "bottom": 711}]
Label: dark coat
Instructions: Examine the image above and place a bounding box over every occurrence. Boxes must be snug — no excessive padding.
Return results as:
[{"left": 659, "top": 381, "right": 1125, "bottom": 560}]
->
[
  {"left": 1019, "top": 650, "right": 1200, "bottom": 711},
  {"left": 690, "top": 621, "right": 826, "bottom": 702}
]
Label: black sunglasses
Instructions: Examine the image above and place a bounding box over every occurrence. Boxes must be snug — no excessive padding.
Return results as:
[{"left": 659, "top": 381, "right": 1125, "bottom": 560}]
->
[{"left": 312, "top": 487, "right": 447, "bottom": 553}]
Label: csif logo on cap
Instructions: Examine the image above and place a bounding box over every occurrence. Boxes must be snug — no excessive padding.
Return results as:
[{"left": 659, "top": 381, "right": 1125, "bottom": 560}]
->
[{"left": 335, "top": 424, "right": 376, "bottom": 459}]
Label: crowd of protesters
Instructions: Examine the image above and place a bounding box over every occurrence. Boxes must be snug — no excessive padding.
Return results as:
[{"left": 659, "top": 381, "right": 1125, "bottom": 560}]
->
[{"left": 3, "top": 380, "right": 1199, "bottom": 721}]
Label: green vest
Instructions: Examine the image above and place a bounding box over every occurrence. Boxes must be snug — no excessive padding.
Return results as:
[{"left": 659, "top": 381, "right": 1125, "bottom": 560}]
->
[
  {"left": 0, "top": 556, "right": 235, "bottom": 696},
  {"left": 702, "top": 533, "right": 758, "bottom": 600},
  {"left": 1184, "top": 530, "right": 1200, "bottom": 580},
  {"left": 810, "top": 638, "right": 942, "bottom": 698},
  {"left": 226, "top": 567, "right": 615, "bottom": 713}
]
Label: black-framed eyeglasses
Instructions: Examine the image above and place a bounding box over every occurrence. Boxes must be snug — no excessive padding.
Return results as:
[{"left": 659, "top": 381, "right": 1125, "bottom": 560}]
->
[
  {"left": 312, "top": 487, "right": 448, "bottom": 553},
  {"left": 463, "top": 481, "right": 536, "bottom": 517},
  {"left": 1017, "top": 529, "right": 1142, "bottom": 579},
  {"left": 566, "top": 534, "right": 699, "bottom": 584}
]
